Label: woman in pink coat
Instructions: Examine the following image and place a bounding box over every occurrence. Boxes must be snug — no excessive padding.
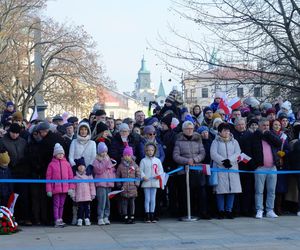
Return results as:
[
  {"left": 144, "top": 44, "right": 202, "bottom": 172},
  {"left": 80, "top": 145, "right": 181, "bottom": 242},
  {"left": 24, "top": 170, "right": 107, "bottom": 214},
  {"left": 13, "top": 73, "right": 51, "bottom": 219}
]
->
[
  {"left": 73, "top": 157, "right": 96, "bottom": 226},
  {"left": 46, "top": 143, "right": 74, "bottom": 227}
]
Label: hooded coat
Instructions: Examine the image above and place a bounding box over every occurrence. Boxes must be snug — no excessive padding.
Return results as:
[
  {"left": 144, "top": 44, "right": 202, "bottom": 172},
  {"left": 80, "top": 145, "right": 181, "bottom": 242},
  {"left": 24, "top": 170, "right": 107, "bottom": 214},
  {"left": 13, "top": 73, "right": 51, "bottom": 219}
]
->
[
  {"left": 69, "top": 123, "right": 96, "bottom": 167},
  {"left": 210, "top": 134, "right": 242, "bottom": 194},
  {"left": 73, "top": 171, "right": 96, "bottom": 202}
]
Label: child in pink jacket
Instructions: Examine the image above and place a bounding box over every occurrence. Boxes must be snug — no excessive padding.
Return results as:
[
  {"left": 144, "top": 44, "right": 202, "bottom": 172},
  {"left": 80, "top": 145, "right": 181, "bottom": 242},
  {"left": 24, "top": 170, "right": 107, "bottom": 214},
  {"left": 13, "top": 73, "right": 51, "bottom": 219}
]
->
[
  {"left": 46, "top": 143, "right": 74, "bottom": 227},
  {"left": 73, "top": 157, "right": 96, "bottom": 226},
  {"left": 93, "top": 142, "right": 116, "bottom": 226}
]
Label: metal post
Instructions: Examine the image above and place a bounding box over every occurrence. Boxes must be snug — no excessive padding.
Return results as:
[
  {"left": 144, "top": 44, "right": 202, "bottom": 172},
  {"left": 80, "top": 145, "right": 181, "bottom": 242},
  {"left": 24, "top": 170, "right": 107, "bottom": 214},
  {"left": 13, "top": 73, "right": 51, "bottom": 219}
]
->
[{"left": 180, "top": 165, "right": 199, "bottom": 222}]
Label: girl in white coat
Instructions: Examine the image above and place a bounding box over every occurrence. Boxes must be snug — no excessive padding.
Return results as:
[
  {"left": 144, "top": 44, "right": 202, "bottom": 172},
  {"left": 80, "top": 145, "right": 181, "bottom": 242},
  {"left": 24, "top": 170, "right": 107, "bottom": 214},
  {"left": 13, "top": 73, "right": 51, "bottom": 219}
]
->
[{"left": 140, "top": 142, "right": 163, "bottom": 223}]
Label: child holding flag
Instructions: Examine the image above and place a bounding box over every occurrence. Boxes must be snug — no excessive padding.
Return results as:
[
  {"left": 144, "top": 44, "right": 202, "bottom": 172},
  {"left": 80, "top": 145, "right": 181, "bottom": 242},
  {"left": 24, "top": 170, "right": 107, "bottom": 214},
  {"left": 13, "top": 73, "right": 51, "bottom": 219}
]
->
[
  {"left": 116, "top": 146, "right": 140, "bottom": 224},
  {"left": 140, "top": 142, "right": 164, "bottom": 223}
]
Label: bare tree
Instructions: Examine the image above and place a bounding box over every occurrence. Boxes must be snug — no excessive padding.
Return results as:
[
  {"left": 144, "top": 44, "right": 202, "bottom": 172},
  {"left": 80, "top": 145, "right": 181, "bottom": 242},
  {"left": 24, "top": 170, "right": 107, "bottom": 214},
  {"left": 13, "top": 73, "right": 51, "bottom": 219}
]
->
[
  {"left": 152, "top": 0, "right": 300, "bottom": 100},
  {"left": 0, "top": 0, "right": 110, "bottom": 115}
]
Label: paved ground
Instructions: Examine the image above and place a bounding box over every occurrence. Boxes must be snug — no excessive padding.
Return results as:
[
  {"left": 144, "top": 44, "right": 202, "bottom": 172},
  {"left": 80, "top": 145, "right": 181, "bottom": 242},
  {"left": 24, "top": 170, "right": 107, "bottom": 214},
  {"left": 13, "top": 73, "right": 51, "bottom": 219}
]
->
[{"left": 2, "top": 216, "right": 300, "bottom": 250}]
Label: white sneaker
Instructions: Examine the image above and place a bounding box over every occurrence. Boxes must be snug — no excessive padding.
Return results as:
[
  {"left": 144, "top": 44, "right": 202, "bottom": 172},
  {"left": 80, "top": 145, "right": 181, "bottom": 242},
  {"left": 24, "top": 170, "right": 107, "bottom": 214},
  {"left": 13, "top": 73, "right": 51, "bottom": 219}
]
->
[
  {"left": 54, "top": 220, "right": 62, "bottom": 228},
  {"left": 84, "top": 218, "right": 91, "bottom": 226},
  {"left": 98, "top": 218, "right": 105, "bottom": 226},
  {"left": 297, "top": 211, "right": 300, "bottom": 216},
  {"left": 266, "top": 210, "right": 278, "bottom": 218},
  {"left": 255, "top": 210, "right": 263, "bottom": 219},
  {"left": 77, "top": 219, "right": 83, "bottom": 226},
  {"left": 103, "top": 217, "right": 110, "bottom": 225},
  {"left": 58, "top": 219, "right": 66, "bottom": 226}
]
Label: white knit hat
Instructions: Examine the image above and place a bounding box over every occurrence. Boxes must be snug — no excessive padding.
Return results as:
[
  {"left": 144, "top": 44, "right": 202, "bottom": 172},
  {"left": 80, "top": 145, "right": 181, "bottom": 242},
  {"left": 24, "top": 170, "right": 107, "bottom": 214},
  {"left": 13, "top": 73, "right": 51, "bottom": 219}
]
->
[
  {"left": 119, "top": 123, "right": 130, "bottom": 132},
  {"left": 281, "top": 101, "right": 291, "bottom": 111},
  {"left": 213, "top": 118, "right": 223, "bottom": 128},
  {"left": 53, "top": 143, "right": 65, "bottom": 156}
]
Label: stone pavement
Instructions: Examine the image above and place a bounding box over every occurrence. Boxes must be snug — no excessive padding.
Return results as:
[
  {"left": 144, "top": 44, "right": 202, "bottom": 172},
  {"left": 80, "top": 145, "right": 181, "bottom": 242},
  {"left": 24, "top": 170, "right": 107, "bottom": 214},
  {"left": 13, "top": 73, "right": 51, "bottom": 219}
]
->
[{"left": 2, "top": 216, "right": 300, "bottom": 250}]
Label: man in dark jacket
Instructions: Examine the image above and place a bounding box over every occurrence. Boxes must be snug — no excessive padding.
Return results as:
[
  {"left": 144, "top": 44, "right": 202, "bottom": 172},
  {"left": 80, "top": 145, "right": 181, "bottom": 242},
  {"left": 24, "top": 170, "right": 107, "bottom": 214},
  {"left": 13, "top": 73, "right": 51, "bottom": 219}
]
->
[
  {"left": 0, "top": 123, "right": 31, "bottom": 225},
  {"left": 249, "top": 118, "right": 282, "bottom": 219}
]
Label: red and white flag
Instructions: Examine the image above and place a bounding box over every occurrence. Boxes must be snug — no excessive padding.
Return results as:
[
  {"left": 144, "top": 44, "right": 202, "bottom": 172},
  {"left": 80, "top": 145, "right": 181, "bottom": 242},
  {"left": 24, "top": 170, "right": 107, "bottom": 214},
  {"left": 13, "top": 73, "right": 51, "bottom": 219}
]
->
[
  {"left": 201, "top": 164, "right": 211, "bottom": 176},
  {"left": 229, "top": 97, "right": 241, "bottom": 110},
  {"left": 7, "top": 193, "right": 19, "bottom": 214},
  {"left": 219, "top": 98, "right": 231, "bottom": 115},
  {"left": 108, "top": 190, "right": 124, "bottom": 199},
  {"left": 238, "top": 153, "right": 252, "bottom": 164},
  {"left": 280, "top": 133, "right": 287, "bottom": 142}
]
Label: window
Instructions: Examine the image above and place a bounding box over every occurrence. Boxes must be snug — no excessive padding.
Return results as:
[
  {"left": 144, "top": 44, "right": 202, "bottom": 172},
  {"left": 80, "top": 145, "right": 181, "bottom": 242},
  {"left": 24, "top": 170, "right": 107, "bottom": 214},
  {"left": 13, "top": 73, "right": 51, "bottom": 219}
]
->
[
  {"left": 254, "top": 87, "right": 262, "bottom": 97},
  {"left": 202, "top": 88, "right": 208, "bottom": 98},
  {"left": 237, "top": 87, "right": 244, "bottom": 97}
]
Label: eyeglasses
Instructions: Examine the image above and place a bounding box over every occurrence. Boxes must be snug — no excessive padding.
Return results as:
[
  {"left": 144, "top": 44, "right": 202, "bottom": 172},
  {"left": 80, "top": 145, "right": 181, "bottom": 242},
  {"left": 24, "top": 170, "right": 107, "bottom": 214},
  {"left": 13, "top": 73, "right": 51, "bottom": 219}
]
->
[{"left": 147, "top": 133, "right": 156, "bottom": 136}]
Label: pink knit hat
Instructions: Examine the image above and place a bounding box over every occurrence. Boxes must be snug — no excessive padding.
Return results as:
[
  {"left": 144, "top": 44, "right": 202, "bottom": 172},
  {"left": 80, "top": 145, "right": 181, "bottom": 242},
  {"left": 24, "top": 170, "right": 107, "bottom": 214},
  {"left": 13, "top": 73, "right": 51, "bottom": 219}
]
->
[{"left": 123, "top": 146, "right": 133, "bottom": 157}]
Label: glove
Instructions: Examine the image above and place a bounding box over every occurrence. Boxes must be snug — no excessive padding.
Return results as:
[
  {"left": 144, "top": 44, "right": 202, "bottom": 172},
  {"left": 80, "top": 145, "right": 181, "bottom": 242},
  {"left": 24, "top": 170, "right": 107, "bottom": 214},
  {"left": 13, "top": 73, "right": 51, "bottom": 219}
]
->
[
  {"left": 47, "top": 192, "right": 52, "bottom": 197},
  {"left": 68, "top": 189, "right": 75, "bottom": 198},
  {"left": 277, "top": 151, "right": 285, "bottom": 158},
  {"left": 222, "top": 159, "right": 232, "bottom": 168}
]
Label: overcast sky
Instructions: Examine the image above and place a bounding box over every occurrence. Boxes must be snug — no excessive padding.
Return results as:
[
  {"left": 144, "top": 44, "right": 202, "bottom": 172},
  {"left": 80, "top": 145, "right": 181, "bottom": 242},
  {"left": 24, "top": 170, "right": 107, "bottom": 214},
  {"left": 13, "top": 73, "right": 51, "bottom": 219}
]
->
[{"left": 44, "top": 0, "right": 188, "bottom": 95}]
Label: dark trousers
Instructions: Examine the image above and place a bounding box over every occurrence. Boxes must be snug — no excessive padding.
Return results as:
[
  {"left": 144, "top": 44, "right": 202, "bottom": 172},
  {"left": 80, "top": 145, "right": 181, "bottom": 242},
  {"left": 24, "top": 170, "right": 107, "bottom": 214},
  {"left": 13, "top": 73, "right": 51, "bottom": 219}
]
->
[
  {"left": 14, "top": 182, "right": 31, "bottom": 222},
  {"left": 77, "top": 201, "right": 90, "bottom": 219},
  {"left": 31, "top": 184, "right": 49, "bottom": 224},
  {"left": 121, "top": 197, "right": 135, "bottom": 216},
  {"left": 239, "top": 173, "right": 255, "bottom": 215},
  {"left": 0, "top": 195, "right": 9, "bottom": 207},
  {"left": 297, "top": 176, "right": 300, "bottom": 211}
]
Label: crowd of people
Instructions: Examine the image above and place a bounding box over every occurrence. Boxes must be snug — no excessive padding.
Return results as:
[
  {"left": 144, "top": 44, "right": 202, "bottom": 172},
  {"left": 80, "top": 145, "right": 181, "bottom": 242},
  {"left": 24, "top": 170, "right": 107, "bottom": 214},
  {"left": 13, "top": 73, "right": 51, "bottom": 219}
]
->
[{"left": 0, "top": 90, "right": 300, "bottom": 228}]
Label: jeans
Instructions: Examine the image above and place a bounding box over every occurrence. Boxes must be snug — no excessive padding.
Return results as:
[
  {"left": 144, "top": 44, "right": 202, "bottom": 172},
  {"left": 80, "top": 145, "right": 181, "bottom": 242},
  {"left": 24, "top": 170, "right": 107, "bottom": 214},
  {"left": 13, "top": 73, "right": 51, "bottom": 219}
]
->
[
  {"left": 255, "top": 166, "right": 277, "bottom": 212},
  {"left": 53, "top": 193, "right": 67, "bottom": 221},
  {"left": 216, "top": 194, "right": 235, "bottom": 212},
  {"left": 77, "top": 201, "right": 90, "bottom": 219},
  {"left": 121, "top": 197, "right": 135, "bottom": 216},
  {"left": 96, "top": 187, "right": 111, "bottom": 219},
  {"left": 144, "top": 188, "right": 157, "bottom": 213}
]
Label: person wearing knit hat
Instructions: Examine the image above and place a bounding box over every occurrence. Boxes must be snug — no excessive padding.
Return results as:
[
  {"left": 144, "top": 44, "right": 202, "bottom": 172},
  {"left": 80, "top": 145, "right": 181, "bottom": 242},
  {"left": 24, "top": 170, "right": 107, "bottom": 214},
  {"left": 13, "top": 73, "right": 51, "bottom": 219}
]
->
[
  {"left": 143, "top": 125, "right": 156, "bottom": 135},
  {"left": 53, "top": 143, "right": 65, "bottom": 156},
  {"left": 247, "top": 118, "right": 259, "bottom": 132},
  {"left": 161, "top": 114, "right": 173, "bottom": 129},
  {"left": 197, "top": 126, "right": 209, "bottom": 135},
  {"left": 73, "top": 156, "right": 95, "bottom": 227},
  {"left": 202, "top": 107, "right": 214, "bottom": 128},
  {"left": 119, "top": 123, "right": 130, "bottom": 132},
  {"left": 97, "top": 142, "right": 108, "bottom": 154},
  {"left": 1, "top": 102, "right": 15, "bottom": 126},
  {"left": 277, "top": 100, "right": 296, "bottom": 124},
  {"left": 0, "top": 149, "right": 12, "bottom": 207},
  {"left": 46, "top": 142, "right": 74, "bottom": 227},
  {"left": 212, "top": 112, "right": 221, "bottom": 120},
  {"left": 96, "top": 122, "right": 109, "bottom": 135},
  {"left": 9, "top": 123, "right": 21, "bottom": 134},
  {"left": 266, "top": 108, "right": 277, "bottom": 121},
  {"left": 123, "top": 146, "right": 134, "bottom": 157},
  {"left": 144, "top": 117, "right": 159, "bottom": 127},
  {"left": 52, "top": 115, "right": 64, "bottom": 126},
  {"left": 210, "top": 91, "right": 222, "bottom": 112},
  {"left": 12, "top": 111, "right": 23, "bottom": 126}
]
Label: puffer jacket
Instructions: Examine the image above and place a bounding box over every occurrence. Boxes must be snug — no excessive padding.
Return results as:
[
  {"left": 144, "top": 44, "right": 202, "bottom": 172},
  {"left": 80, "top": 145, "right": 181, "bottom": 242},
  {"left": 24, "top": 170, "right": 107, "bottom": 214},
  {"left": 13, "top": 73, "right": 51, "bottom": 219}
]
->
[
  {"left": 74, "top": 172, "right": 96, "bottom": 202},
  {"left": 46, "top": 157, "right": 74, "bottom": 194},
  {"left": 116, "top": 159, "right": 140, "bottom": 198},
  {"left": 173, "top": 132, "right": 206, "bottom": 167},
  {"left": 93, "top": 155, "right": 116, "bottom": 188},
  {"left": 140, "top": 156, "right": 163, "bottom": 188},
  {"left": 210, "top": 134, "right": 242, "bottom": 194}
]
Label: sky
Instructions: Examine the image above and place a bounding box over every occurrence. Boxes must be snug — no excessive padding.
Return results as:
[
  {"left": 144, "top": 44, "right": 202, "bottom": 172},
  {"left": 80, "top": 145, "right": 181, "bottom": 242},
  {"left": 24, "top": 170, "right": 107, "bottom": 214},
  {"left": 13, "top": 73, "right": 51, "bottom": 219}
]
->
[{"left": 44, "top": 0, "right": 189, "bottom": 95}]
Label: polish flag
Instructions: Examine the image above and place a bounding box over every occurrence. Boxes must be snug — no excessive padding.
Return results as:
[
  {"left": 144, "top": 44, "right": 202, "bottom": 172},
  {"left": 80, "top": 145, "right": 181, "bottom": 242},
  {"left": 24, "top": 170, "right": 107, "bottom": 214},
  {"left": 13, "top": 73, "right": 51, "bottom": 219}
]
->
[
  {"left": 229, "top": 97, "right": 241, "bottom": 110},
  {"left": 108, "top": 190, "right": 124, "bottom": 199},
  {"left": 7, "top": 193, "right": 19, "bottom": 214},
  {"left": 238, "top": 153, "right": 252, "bottom": 164},
  {"left": 201, "top": 164, "right": 211, "bottom": 176},
  {"left": 219, "top": 98, "right": 231, "bottom": 115}
]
